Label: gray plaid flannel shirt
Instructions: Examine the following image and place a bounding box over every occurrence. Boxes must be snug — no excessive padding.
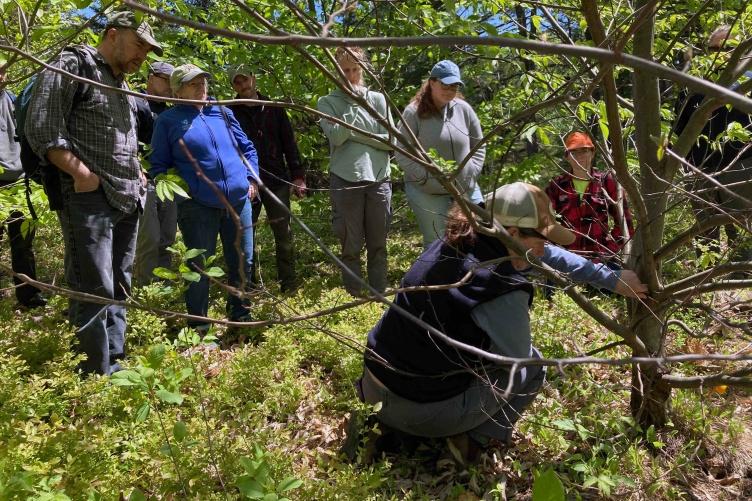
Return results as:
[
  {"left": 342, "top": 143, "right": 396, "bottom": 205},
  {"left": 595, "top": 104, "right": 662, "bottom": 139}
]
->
[{"left": 25, "top": 45, "right": 145, "bottom": 213}]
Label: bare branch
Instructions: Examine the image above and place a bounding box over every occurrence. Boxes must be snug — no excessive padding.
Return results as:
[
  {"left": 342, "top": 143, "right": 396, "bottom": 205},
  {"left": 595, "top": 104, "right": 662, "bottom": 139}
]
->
[
  {"left": 654, "top": 214, "right": 738, "bottom": 261},
  {"left": 119, "top": 0, "right": 752, "bottom": 113}
]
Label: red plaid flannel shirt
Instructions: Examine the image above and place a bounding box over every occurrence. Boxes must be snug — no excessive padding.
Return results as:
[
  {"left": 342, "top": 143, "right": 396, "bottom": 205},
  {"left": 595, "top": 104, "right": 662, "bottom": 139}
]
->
[{"left": 545, "top": 171, "right": 634, "bottom": 261}]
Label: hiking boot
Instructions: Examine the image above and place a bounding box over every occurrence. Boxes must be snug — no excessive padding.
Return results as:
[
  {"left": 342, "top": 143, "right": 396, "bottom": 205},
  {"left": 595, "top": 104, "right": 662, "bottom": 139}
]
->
[
  {"left": 19, "top": 293, "right": 47, "bottom": 310},
  {"left": 446, "top": 433, "right": 483, "bottom": 465}
]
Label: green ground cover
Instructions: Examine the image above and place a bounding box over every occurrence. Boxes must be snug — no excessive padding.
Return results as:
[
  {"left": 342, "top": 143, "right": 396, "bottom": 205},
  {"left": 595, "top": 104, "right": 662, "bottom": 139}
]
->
[{"left": 0, "top": 189, "right": 749, "bottom": 500}]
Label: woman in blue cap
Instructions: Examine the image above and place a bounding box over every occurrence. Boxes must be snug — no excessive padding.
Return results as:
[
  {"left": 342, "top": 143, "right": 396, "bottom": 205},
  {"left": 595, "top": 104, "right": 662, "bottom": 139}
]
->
[{"left": 396, "top": 60, "right": 486, "bottom": 247}]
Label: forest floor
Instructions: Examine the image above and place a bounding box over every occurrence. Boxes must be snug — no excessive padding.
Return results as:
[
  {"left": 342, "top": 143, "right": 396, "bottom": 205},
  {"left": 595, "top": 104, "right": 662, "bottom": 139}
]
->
[{"left": 0, "top": 189, "right": 750, "bottom": 500}]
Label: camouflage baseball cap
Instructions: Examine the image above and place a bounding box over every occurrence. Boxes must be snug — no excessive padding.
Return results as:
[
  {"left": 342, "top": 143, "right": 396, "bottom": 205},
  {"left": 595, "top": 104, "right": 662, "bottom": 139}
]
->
[
  {"left": 170, "top": 63, "right": 211, "bottom": 92},
  {"left": 106, "top": 11, "right": 163, "bottom": 56},
  {"left": 227, "top": 64, "right": 254, "bottom": 84}
]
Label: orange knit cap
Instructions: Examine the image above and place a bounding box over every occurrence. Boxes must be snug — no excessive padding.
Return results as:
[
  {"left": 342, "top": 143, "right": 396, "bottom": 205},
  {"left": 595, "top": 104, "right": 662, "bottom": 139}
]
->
[{"left": 564, "top": 131, "right": 595, "bottom": 151}]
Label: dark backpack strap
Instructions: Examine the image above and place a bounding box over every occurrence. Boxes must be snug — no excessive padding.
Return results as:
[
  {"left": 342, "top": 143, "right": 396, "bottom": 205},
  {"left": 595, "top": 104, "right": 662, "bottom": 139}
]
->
[
  {"left": 24, "top": 176, "right": 38, "bottom": 220},
  {"left": 62, "top": 45, "right": 99, "bottom": 109}
]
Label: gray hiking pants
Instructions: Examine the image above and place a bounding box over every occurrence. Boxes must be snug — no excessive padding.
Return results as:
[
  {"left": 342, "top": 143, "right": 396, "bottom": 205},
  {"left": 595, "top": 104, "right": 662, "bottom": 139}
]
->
[
  {"left": 362, "top": 347, "right": 546, "bottom": 445},
  {"left": 329, "top": 174, "right": 391, "bottom": 295}
]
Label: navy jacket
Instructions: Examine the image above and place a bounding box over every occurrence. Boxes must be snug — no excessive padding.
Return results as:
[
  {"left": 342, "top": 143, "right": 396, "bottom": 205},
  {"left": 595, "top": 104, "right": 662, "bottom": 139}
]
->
[
  {"left": 674, "top": 71, "right": 752, "bottom": 172},
  {"left": 150, "top": 104, "right": 260, "bottom": 208},
  {"left": 365, "top": 234, "right": 533, "bottom": 402}
]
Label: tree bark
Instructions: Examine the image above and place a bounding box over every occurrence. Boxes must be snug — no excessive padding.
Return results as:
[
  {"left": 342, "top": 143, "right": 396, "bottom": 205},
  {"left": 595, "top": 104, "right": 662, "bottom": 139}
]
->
[{"left": 629, "top": 0, "right": 672, "bottom": 427}]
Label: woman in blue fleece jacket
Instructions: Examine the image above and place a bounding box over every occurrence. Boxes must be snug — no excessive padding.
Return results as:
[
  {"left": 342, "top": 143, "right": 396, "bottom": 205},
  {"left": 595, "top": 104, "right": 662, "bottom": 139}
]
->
[{"left": 150, "top": 64, "right": 260, "bottom": 330}]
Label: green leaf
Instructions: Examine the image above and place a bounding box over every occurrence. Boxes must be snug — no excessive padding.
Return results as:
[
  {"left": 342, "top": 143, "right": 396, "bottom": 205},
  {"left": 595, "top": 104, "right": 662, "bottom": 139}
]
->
[
  {"left": 173, "top": 421, "right": 188, "bottom": 442},
  {"left": 155, "top": 389, "right": 184, "bottom": 405},
  {"left": 152, "top": 267, "right": 178, "bottom": 280},
  {"left": 110, "top": 370, "right": 142, "bottom": 387},
  {"left": 128, "top": 488, "right": 147, "bottom": 501},
  {"left": 166, "top": 180, "right": 190, "bottom": 199},
  {"left": 552, "top": 418, "right": 576, "bottom": 431},
  {"left": 277, "top": 476, "right": 303, "bottom": 493},
  {"left": 236, "top": 477, "right": 265, "bottom": 498},
  {"left": 146, "top": 344, "right": 166, "bottom": 369},
  {"left": 531, "top": 15, "right": 542, "bottom": 31},
  {"left": 598, "top": 119, "right": 609, "bottom": 142},
  {"left": 135, "top": 402, "right": 150, "bottom": 423},
  {"left": 204, "top": 266, "right": 225, "bottom": 278},
  {"left": 239, "top": 457, "right": 257, "bottom": 475},
  {"left": 184, "top": 248, "right": 207, "bottom": 260},
  {"left": 532, "top": 468, "right": 565, "bottom": 501},
  {"left": 181, "top": 271, "right": 201, "bottom": 282}
]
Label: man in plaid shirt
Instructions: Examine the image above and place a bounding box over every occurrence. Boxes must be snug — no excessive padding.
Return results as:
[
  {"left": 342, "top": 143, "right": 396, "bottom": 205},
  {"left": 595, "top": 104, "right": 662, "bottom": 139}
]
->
[
  {"left": 25, "top": 11, "right": 162, "bottom": 375},
  {"left": 545, "top": 131, "right": 634, "bottom": 264}
]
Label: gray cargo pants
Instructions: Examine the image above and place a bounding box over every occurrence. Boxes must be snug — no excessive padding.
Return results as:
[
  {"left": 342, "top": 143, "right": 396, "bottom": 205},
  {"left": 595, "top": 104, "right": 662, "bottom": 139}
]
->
[{"left": 329, "top": 174, "right": 391, "bottom": 296}]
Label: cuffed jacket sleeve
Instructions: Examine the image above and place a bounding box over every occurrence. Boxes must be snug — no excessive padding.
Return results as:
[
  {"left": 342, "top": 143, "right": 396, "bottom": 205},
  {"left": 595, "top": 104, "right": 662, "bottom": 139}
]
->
[
  {"left": 225, "top": 107, "right": 260, "bottom": 183},
  {"left": 317, "top": 96, "right": 353, "bottom": 147},
  {"left": 148, "top": 114, "right": 171, "bottom": 178},
  {"left": 317, "top": 88, "right": 391, "bottom": 182},
  {"left": 456, "top": 104, "right": 485, "bottom": 194},
  {"left": 541, "top": 244, "right": 619, "bottom": 291}
]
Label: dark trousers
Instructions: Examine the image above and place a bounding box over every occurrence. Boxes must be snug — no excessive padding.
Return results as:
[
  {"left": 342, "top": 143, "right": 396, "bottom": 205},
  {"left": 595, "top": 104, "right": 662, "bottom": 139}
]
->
[
  {"left": 58, "top": 187, "right": 138, "bottom": 375},
  {"left": 252, "top": 184, "right": 296, "bottom": 290},
  {"left": 0, "top": 180, "right": 42, "bottom": 304}
]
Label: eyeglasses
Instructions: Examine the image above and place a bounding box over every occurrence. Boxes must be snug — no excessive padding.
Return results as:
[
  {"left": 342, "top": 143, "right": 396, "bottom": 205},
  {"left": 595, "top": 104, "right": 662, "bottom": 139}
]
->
[{"left": 439, "top": 82, "right": 460, "bottom": 90}]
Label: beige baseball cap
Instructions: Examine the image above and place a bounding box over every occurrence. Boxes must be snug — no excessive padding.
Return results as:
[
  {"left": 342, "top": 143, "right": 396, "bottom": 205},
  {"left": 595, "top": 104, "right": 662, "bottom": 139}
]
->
[
  {"left": 170, "top": 64, "right": 211, "bottom": 92},
  {"left": 485, "top": 182, "right": 575, "bottom": 245}
]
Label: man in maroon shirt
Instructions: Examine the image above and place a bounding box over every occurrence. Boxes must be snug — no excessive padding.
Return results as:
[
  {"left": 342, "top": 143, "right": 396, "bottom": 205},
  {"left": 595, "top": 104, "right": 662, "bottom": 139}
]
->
[{"left": 228, "top": 65, "right": 306, "bottom": 293}]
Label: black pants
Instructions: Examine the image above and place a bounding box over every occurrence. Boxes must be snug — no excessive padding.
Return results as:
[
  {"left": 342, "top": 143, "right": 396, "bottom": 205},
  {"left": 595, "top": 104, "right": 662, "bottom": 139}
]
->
[{"left": 0, "top": 181, "right": 42, "bottom": 304}]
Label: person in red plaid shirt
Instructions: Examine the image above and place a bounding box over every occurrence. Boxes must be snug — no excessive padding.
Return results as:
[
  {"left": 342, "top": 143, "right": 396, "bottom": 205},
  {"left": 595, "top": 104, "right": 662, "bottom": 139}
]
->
[{"left": 545, "top": 131, "right": 634, "bottom": 265}]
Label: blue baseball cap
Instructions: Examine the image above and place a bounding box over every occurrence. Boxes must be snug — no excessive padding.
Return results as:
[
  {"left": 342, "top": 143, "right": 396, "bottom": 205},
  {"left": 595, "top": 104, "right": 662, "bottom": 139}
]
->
[{"left": 430, "top": 60, "right": 463, "bottom": 86}]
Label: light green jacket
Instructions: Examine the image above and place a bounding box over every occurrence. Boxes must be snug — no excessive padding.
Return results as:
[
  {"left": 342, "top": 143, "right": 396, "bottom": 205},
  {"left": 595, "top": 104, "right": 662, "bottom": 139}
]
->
[{"left": 317, "top": 87, "right": 393, "bottom": 182}]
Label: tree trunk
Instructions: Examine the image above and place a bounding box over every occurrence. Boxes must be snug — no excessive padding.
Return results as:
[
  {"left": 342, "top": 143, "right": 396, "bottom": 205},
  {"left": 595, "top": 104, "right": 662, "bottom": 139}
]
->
[{"left": 630, "top": 0, "right": 672, "bottom": 426}]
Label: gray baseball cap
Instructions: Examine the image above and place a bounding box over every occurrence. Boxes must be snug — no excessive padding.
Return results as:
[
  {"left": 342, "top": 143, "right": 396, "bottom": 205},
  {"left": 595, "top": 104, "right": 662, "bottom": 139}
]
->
[
  {"left": 106, "top": 11, "right": 163, "bottom": 56},
  {"left": 227, "top": 64, "right": 254, "bottom": 84},
  {"left": 170, "top": 63, "right": 211, "bottom": 92},
  {"left": 149, "top": 61, "right": 174, "bottom": 77}
]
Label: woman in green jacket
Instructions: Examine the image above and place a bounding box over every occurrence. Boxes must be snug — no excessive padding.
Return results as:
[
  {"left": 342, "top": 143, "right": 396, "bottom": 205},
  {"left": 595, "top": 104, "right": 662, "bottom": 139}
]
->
[{"left": 317, "top": 47, "right": 393, "bottom": 297}]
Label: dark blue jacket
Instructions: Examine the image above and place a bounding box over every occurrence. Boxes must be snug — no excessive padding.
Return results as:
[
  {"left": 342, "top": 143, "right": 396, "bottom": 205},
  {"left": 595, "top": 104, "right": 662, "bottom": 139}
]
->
[
  {"left": 149, "top": 104, "right": 260, "bottom": 208},
  {"left": 365, "top": 234, "right": 533, "bottom": 402}
]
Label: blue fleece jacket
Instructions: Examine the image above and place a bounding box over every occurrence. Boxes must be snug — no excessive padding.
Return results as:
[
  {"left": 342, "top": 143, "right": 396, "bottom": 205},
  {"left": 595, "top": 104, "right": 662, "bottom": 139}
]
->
[{"left": 149, "top": 104, "right": 260, "bottom": 208}]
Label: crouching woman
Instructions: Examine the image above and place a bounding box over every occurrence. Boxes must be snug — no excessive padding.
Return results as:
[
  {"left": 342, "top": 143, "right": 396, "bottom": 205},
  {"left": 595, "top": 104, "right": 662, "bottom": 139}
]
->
[{"left": 360, "top": 182, "right": 647, "bottom": 454}]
